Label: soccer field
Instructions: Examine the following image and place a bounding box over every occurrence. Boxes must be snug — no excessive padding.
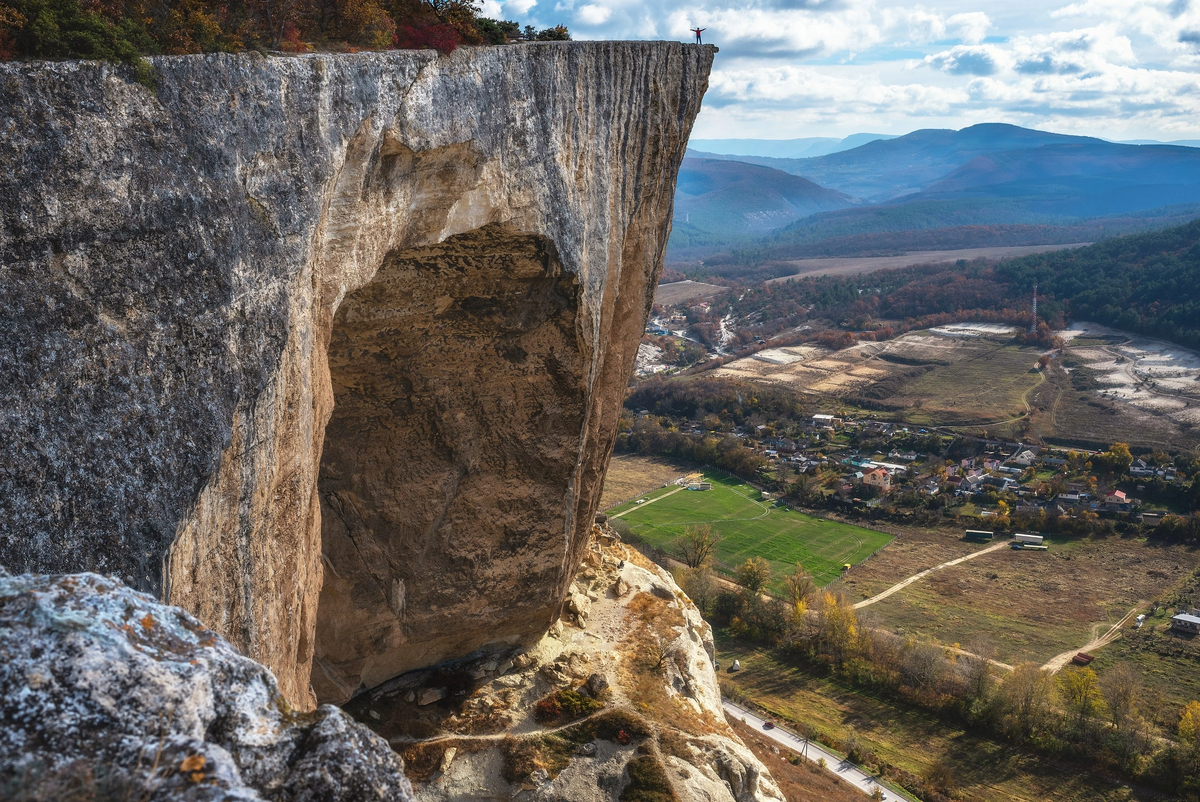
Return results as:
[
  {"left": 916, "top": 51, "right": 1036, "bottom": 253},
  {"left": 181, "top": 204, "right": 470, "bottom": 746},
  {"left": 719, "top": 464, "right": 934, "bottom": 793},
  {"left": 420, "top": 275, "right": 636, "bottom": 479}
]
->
[{"left": 607, "top": 473, "right": 892, "bottom": 587}]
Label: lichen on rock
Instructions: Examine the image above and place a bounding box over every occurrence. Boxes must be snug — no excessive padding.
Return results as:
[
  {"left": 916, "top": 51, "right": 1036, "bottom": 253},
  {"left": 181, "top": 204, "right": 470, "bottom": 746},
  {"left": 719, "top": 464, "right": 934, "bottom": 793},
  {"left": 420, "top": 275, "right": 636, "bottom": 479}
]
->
[{"left": 0, "top": 571, "right": 413, "bottom": 801}]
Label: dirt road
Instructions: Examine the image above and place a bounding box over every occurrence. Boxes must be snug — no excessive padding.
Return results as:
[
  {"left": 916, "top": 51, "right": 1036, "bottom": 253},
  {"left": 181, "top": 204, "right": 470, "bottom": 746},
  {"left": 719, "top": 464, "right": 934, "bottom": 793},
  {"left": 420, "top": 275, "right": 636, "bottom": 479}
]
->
[
  {"left": 608, "top": 485, "right": 684, "bottom": 519},
  {"left": 1042, "top": 604, "right": 1144, "bottom": 673},
  {"left": 853, "top": 541, "right": 1010, "bottom": 609}
]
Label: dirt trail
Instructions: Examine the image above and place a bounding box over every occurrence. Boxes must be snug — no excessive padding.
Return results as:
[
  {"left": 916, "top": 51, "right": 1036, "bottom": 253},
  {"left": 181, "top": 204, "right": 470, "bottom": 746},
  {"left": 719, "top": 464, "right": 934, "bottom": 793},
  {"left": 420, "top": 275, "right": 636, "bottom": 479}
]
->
[
  {"left": 853, "top": 541, "right": 1010, "bottom": 609},
  {"left": 608, "top": 485, "right": 684, "bottom": 519},
  {"left": 1041, "top": 604, "right": 1144, "bottom": 673}
]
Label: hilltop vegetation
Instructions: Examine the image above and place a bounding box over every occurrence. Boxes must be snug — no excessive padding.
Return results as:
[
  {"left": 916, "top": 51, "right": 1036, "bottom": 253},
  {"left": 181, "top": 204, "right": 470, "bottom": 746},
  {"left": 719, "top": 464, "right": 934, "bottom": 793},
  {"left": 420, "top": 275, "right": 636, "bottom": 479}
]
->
[
  {"left": 720, "top": 218, "right": 1200, "bottom": 350},
  {"left": 0, "top": 0, "right": 568, "bottom": 69}
]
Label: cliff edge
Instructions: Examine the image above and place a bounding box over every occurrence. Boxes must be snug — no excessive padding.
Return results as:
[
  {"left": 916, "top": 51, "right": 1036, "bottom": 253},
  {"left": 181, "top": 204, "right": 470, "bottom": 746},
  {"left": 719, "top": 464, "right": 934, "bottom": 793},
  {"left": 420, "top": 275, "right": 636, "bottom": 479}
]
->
[{"left": 0, "top": 43, "right": 713, "bottom": 708}]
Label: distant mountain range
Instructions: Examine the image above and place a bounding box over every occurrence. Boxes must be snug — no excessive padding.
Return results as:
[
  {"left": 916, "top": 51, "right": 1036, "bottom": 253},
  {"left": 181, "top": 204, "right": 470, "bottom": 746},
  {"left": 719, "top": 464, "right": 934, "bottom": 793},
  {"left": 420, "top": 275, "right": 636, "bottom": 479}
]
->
[
  {"left": 686, "top": 133, "right": 896, "bottom": 160},
  {"left": 673, "top": 157, "right": 857, "bottom": 236},
  {"left": 671, "top": 124, "right": 1200, "bottom": 261}
]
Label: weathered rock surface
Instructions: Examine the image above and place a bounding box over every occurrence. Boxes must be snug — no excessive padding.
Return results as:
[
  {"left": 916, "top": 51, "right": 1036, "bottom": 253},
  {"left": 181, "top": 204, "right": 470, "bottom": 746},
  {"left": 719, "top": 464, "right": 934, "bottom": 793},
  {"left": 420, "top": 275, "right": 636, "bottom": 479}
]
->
[
  {"left": 0, "top": 43, "right": 713, "bottom": 707},
  {"left": 0, "top": 570, "right": 413, "bottom": 801},
  {"left": 355, "top": 532, "right": 784, "bottom": 802}
]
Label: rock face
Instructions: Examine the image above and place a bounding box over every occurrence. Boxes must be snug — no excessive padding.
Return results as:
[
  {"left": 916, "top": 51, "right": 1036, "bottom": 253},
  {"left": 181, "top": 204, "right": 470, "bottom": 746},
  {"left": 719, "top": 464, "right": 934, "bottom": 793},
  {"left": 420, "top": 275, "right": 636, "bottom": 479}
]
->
[
  {"left": 0, "top": 43, "right": 713, "bottom": 707},
  {"left": 357, "top": 531, "right": 784, "bottom": 802},
  {"left": 0, "top": 570, "right": 414, "bottom": 801}
]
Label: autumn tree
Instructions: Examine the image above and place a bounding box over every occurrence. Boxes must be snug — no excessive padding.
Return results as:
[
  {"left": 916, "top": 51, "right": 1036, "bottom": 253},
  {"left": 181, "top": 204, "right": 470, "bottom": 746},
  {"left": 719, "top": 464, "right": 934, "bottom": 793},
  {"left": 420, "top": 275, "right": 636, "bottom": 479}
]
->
[
  {"left": 997, "top": 663, "right": 1056, "bottom": 738},
  {"left": 959, "top": 635, "right": 996, "bottom": 705},
  {"left": 736, "top": 556, "right": 772, "bottom": 594},
  {"left": 815, "top": 591, "right": 858, "bottom": 664},
  {"left": 1181, "top": 701, "right": 1200, "bottom": 743},
  {"left": 783, "top": 563, "right": 815, "bottom": 607},
  {"left": 1100, "top": 662, "right": 1143, "bottom": 730},
  {"left": 681, "top": 566, "right": 718, "bottom": 615},
  {"left": 1059, "top": 667, "right": 1103, "bottom": 734},
  {"left": 675, "top": 524, "right": 721, "bottom": 569}
]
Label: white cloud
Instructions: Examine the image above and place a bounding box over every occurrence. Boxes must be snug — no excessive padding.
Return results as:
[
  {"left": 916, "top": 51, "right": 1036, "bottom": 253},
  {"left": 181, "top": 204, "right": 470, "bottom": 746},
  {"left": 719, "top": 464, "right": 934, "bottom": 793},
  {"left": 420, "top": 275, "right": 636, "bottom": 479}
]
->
[
  {"left": 948, "top": 12, "right": 991, "bottom": 44},
  {"left": 478, "top": 0, "right": 504, "bottom": 17},
  {"left": 577, "top": 3, "right": 612, "bottom": 25},
  {"left": 504, "top": 0, "right": 538, "bottom": 15},
  {"left": 509, "top": 0, "right": 1200, "bottom": 139}
]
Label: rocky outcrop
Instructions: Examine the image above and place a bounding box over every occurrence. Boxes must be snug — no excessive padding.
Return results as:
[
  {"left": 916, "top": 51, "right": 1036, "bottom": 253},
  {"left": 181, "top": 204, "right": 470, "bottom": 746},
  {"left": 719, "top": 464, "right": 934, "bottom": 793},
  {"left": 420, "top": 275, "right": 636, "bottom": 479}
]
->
[
  {"left": 0, "top": 570, "right": 413, "bottom": 801},
  {"left": 348, "top": 531, "right": 785, "bottom": 802},
  {"left": 0, "top": 43, "right": 713, "bottom": 707}
]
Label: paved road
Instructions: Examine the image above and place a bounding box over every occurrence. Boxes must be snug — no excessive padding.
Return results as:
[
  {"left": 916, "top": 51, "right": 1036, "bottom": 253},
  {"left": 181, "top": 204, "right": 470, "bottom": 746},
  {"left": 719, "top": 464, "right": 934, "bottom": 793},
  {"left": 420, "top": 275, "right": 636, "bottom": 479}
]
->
[
  {"left": 853, "top": 541, "right": 1009, "bottom": 609},
  {"left": 723, "top": 700, "right": 908, "bottom": 801}
]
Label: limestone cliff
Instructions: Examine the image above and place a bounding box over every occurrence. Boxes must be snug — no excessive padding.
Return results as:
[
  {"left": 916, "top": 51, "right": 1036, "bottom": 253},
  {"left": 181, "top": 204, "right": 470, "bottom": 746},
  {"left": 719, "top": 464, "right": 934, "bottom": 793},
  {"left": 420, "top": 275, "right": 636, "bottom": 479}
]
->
[
  {"left": 0, "top": 43, "right": 713, "bottom": 708},
  {"left": 335, "top": 530, "right": 785, "bottom": 802}
]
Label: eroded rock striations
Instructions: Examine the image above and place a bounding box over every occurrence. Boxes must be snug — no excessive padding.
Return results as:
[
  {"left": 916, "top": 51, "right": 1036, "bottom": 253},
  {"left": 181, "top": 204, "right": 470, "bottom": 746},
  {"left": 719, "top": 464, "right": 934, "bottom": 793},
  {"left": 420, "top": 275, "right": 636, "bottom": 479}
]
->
[
  {"left": 0, "top": 43, "right": 713, "bottom": 707},
  {"left": 0, "top": 570, "right": 414, "bottom": 801}
]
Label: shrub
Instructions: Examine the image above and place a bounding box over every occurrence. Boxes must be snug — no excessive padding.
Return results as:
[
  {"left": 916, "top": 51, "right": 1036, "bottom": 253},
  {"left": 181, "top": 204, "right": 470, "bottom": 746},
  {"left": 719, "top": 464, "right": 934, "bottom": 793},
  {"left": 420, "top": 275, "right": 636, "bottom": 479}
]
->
[
  {"left": 620, "top": 755, "right": 677, "bottom": 802},
  {"left": 533, "top": 689, "right": 603, "bottom": 725}
]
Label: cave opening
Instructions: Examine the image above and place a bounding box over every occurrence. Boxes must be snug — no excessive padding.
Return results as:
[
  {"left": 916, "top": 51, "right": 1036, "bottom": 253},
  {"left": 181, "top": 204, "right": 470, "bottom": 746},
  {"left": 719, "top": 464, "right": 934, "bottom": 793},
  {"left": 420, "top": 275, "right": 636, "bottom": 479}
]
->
[{"left": 311, "top": 225, "right": 587, "bottom": 704}]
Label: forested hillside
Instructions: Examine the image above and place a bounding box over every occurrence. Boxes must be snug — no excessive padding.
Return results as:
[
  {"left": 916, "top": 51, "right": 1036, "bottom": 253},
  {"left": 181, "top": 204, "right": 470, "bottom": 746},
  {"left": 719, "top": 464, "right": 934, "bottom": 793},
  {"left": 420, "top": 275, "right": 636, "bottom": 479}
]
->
[
  {"left": 998, "top": 219, "right": 1200, "bottom": 348},
  {"left": 674, "top": 157, "right": 857, "bottom": 237},
  {"left": 731, "top": 218, "right": 1200, "bottom": 349}
]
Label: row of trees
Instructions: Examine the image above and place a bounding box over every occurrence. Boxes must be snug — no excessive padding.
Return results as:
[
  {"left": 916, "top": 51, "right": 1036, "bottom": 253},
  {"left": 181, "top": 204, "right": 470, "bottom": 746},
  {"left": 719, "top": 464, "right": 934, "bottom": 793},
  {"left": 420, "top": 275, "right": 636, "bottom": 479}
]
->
[
  {"left": 614, "top": 418, "right": 768, "bottom": 480},
  {"left": 678, "top": 547, "right": 1200, "bottom": 797},
  {"left": 0, "top": 0, "right": 568, "bottom": 65}
]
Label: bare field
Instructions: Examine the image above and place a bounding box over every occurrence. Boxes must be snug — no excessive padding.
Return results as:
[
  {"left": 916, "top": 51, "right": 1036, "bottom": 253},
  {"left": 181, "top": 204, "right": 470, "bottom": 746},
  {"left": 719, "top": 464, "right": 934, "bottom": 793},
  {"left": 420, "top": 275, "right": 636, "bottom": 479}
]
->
[
  {"left": 838, "top": 535, "right": 1200, "bottom": 666},
  {"left": 712, "top": 331, "right": 1046, "bottom": 426},
  {"left": 709, "top": 323, "right": 1200, "bottom": 448},
  {"left": 654, "top": 279, "right": 730, "bottom": 306},
  {"left": 599, "top": 454, "right": 696, "bottom": 509},
  {"left": 836, "top": 525, "right": 990, "bottom": 602},
  {"left": 765, "top": 243, "right": 1091, "bottom": 283}
]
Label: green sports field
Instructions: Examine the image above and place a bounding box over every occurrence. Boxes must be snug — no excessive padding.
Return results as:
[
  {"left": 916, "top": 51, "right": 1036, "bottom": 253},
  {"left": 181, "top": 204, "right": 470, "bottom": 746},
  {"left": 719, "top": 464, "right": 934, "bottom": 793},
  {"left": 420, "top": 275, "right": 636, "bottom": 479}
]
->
[{"left": 607, "top": 472, "right": 892, "bottom": 587}]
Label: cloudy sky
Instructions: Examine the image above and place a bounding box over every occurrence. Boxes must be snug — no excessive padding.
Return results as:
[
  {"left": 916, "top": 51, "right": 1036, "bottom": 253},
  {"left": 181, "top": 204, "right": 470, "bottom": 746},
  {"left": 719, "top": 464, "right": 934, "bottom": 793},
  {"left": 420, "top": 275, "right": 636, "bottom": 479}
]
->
[{"left": 480, "top": 0, "right": 1200, "bottom": 141}]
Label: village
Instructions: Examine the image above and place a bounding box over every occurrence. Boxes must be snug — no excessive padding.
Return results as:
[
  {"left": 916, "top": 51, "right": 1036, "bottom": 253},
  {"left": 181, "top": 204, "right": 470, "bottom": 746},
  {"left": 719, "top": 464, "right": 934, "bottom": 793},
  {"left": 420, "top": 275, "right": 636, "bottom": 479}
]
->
[{"left": 621, "top": 400, "right": 1195, "bottom": 536}]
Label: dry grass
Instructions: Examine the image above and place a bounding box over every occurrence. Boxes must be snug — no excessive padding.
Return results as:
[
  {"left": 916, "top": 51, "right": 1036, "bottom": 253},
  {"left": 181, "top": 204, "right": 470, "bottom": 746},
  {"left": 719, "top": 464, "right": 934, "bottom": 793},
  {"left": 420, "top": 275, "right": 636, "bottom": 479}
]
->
[
  {"left": 617, "top": 593, "right": 727, "bottom": 739},
  {"left": 601, "top": 455, "right": 695, "bottom": 509},
  {"left": 728, "top": 718, "right": 867, "bottom": 802},
  {"left": 844, "top": 534, "right": 1200, "bottom": 666},
  {"left": 716, "top": 633, "right": 1162, "bottom": 802},
  {"left": 833, "top": 523, "right": 984, "bottom": 602}
]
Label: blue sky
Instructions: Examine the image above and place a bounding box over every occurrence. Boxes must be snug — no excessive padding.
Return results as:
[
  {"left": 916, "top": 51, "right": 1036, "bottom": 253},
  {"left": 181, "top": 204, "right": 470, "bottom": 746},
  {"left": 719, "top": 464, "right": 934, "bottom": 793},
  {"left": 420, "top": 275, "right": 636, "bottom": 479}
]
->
[{"left": 480, "top": 0, "right": 1200, "bottom": 141}]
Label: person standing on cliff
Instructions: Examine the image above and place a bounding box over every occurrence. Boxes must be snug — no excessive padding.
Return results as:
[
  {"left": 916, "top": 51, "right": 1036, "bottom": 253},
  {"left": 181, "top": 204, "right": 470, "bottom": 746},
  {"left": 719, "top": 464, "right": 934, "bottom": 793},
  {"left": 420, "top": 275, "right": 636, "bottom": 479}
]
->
[{"left": 691, "top": 27, "right": 706, "bottom": 44}]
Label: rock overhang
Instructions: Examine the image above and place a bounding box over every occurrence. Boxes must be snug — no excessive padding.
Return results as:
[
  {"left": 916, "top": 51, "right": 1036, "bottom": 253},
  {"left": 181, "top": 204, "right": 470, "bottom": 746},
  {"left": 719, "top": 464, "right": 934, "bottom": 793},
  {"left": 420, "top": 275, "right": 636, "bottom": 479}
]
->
[{"left": 0, "top": 42, "right": 715, "bottom": 708}]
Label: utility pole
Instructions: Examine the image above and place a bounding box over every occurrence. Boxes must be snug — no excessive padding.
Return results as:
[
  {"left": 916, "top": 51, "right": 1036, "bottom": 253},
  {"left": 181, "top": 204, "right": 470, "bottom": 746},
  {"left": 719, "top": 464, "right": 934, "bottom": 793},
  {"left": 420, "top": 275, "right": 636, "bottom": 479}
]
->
[{"left": 1030, "top": 283, "right": 1038, "bottom": 334}]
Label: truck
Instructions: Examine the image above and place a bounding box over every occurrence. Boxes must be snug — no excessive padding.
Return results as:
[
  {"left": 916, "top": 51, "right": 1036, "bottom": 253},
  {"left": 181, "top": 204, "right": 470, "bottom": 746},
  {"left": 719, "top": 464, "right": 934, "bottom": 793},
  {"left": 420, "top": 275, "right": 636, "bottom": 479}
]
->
[
  {"left": 965, "top": 529, "right": 994, "bottom": 542},
  {"left": 1014, "top": 533, "right": 1044, "bottom": 545}
]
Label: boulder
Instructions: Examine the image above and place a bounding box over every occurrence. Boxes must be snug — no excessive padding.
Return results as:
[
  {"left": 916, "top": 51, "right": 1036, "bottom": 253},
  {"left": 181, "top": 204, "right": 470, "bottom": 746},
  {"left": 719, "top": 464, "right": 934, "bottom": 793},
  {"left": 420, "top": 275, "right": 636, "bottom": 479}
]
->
[
  {"left": 585, "top": 672, "right": 611, "bottom": 697},
  {"left": 417, "top": 688, "right": 446, "bottom": 706},
  {"left": 0, "top": 572, "right": 413, "bottom": 802}
]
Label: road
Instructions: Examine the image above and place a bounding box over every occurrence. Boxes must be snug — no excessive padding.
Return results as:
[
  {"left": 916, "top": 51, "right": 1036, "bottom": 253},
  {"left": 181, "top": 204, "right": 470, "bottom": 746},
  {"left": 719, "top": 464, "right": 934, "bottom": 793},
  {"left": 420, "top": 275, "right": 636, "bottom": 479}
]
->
[
  {"left": 723, "top": 700, "right": 909, "bottom": 801},
  {"left": 853, "top": 541, "right": 1010, "bottom": 609},
  {"left": 608, "top": 485, "right": 685, "bottom": 519},
  {"left": 1042, "top": 604, "right": 1144, "bottom": 673}
]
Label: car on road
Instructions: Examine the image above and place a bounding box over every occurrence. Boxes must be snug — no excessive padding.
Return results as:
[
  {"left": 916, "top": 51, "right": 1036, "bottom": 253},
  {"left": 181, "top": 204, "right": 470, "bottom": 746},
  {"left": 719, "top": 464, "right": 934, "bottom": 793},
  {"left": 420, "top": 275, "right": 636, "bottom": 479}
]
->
[{"left": 762, "top": 721, "right": 775, "bottom": 730}]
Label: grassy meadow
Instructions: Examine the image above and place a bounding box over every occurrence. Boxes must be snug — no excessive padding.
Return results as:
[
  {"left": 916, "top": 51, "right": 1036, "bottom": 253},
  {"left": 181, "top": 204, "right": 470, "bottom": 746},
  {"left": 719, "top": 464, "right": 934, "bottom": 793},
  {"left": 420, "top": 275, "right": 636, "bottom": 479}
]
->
[{"left": 606, "top": 471, "right": 891, "bottom": 586}]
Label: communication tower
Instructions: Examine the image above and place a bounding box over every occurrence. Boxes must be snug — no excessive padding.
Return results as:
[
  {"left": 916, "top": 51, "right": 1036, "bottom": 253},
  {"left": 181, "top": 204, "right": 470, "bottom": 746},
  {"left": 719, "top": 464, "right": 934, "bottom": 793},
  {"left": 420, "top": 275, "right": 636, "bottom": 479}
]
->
[{"left": 1030, "top": 284, "right": 1038, "bottom": 334}]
